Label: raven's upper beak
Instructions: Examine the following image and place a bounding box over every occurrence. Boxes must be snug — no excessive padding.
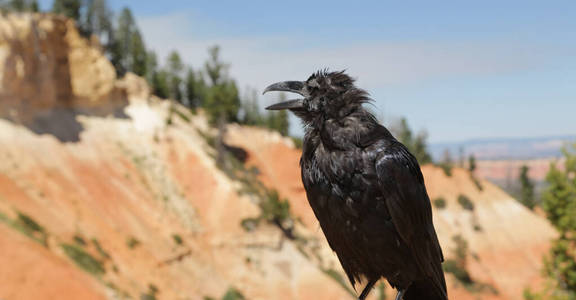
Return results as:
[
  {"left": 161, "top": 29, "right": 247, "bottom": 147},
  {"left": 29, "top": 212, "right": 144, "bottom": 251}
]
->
[{"left": 263, "top": 81, "right": 306, "bottom": 110}]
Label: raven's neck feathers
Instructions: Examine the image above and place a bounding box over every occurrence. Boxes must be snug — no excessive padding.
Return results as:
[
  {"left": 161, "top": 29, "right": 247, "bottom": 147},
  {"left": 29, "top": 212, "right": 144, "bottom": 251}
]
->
[{"left": 303, "top": 106, "right": 393, "bottom": 151}]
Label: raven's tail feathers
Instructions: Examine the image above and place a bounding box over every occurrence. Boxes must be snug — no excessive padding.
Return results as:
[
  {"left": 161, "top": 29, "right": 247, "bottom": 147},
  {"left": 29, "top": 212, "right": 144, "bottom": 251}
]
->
[{"left": 404, "top": 277, "right": 447, "bottom": 300}]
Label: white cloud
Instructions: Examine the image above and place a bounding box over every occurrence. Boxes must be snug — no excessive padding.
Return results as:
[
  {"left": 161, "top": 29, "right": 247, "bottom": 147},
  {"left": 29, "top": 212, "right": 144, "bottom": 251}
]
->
[
  {"left": 138, "top": 13, "right": 562, "bottom": 91},
  {"left": 136, "top": 12, "right": 571, "bottom": 137}
]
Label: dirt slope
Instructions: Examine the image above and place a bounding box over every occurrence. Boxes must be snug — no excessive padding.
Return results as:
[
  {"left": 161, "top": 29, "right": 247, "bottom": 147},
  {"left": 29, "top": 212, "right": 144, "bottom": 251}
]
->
[{"left": 227, "top": 126, "right": 557, "bottom": 300}]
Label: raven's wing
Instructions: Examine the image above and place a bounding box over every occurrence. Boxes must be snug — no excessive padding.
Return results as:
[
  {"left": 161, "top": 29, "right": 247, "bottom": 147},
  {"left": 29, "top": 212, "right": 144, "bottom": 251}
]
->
[{"left": 375, "top": 141, "right": 447, "bottom": 298}]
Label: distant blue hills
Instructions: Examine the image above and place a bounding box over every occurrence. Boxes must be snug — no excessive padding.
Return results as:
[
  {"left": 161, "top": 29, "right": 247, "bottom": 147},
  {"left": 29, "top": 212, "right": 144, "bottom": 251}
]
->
[{"left": 430, "top": 135, "right": 576, "bottom": 161}]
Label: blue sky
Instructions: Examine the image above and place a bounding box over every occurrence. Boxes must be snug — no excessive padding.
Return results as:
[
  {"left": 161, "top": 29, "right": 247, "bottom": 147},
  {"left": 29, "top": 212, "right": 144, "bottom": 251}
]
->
[{"left": 40, "top": 0, "right": 576, "bottom": 142}]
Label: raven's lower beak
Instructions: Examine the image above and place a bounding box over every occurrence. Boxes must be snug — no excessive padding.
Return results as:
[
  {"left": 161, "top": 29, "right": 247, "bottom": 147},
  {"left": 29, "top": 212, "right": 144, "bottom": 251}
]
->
[
  {"left": 263, "top": 81, "right": 306, "bottom": 110},
  {"left": 265, "top": 99, "right": 304, "bottom": 110}
]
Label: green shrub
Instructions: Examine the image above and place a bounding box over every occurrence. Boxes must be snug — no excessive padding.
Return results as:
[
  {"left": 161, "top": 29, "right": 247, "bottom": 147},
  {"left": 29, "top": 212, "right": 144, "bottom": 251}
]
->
[
  {"left": 13, "top": 212, "right": 48, "bottom": 246},
  {"left": 378, "top": 282, "right": 387, "bottom": 300},
  {"left": 240, "top": 217, "right": 259, "bottom": 232},
  {"left": 471, "top": 175, "right": 483, "bottom": 191},
  {"left": 443, "top": 259, "right": 473, "bottom": 285},
  {"left": 458, "top": 194, "right": 475, "bottom": 211},
  {"left": 222, "top": 287, "right": 246, "bottom": 300},
  {"left": 141, "top": 284, "right": 159, "bottom": 300},
  {"left": 126, "top": 236, "right": 141, "bottom": 249},
  {"left": 15, "top": 212, "right": 44, "bottom": 233},
  {"left": 442, "top": 235, "right": 498, "bottom": 294},
  {"left": 73, "top": 235, "right": 87, "bottom": 246},
  {"left": 61, "top": 243, "right": 105, "bottom": 277},
  {"left": 439, "top": 162, "right": 453, "bottom": 177},
  {"left": 92, "top": 239, "right": 111, "bottom": 260},
  {"left": 261, "top": 190, "right": 291, "bottom": 224},
  {"left": 433, "top": 197, "right": 447, "bottom": 209},
  {"left": 172, "top": 234, "right": 183, "bottom": 246},
  {"left": 473, "top": 223, "right": 483, "bottom": 232},
  {"left": 321, "top": 268, "right": 356, "bottom": 297}
]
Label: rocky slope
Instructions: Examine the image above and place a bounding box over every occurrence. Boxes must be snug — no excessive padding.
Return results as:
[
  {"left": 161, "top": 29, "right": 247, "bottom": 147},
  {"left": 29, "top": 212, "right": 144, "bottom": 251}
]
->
[
  {"left": 0, "top": 12, "right": 557, "bottom": 300},
  {"left": 226, "top": 126, "right": 557, "bottom": 300}
]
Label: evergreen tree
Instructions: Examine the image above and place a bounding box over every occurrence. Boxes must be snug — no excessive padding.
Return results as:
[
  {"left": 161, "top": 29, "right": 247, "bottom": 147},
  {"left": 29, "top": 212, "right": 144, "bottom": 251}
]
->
[
  {"left": 8, "top": 0, "right": 25, "bottom": 11},
  {"left": 241, "top": 88, "right": 262, "bottom": 126},
  {"left": 131, "top": 30, "right": 147, "bottom": 77},
  {"left": 396, "top": 118, "right": 413, "bottom": 148},
  {"left": 412, "top": 131, "right": 432, "bottom": 165},
  {"left": 6, "top": 0, "right": 38, "bottom": 12},
  {"left": 275, "top": 110, "right": 289, "bottom": 136},
  {"left": 265, "top": 93, "right": 289, "bottom": 135},
  {"left": 81, "top": 0, "right": 113, "bottom": 43},
  {"left": 145, "top": 50, "right": 158, "bottom": 87},
  {"left": 439, "top": 149, "right": 454, "bottom": 176},
  {"left": 518, "top": 165, "right": 536, "bottom": 210},
  {"left": 166, "top": 51, "right": 183, "bottom": 102},
  {"left": 112, "top": 7, "right": 144, "bottom": 76},
  {"left": 468, "top": 155, "right": 476, "bottom": 173},
  {"left": 393, "top": 117, "right": 432, "bottom": 165},
  {"left": 203, "top": 46, "right": 240, "bottom": 124},
  {"left": 52, "top": 0, "right": 81, "bottom": 21},
  {"left": 152, "top": 70, "right": 170, "bottom": 99},
  {"left": 540, "top": 144, "right": 576, "bottom": 298},
  {"left": 185, "top": 68, "right": 205, "bottom": 110}
]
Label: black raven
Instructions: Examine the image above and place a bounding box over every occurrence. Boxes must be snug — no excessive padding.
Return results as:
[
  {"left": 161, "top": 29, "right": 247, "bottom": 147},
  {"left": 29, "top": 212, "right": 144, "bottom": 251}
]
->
[{"left": 263, "top": 70, "right": 447, "bottom": 300}]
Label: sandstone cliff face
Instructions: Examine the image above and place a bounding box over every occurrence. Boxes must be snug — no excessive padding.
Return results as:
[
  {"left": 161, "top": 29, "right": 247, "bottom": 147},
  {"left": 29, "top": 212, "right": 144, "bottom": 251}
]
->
[
  {"left": 0, "top": 13, "right": 126, "bottom": 140},
  {"left": 0, "top": 12, "right": 558, "bottom": 300}
]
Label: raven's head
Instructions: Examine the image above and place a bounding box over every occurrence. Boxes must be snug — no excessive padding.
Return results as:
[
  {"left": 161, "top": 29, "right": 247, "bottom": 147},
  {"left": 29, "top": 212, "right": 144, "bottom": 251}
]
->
[{"left": 263, "top": 70, "right": 370, "bottom": 125}]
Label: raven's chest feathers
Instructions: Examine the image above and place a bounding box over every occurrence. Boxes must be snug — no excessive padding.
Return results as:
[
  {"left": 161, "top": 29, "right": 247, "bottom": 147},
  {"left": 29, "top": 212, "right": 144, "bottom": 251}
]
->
[{"left": 300, "top": 117, "right": 393, "bottom": 223}]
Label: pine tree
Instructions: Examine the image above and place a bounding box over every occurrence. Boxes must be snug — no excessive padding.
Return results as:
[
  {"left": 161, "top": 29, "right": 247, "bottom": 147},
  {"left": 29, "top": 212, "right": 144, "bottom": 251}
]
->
[
  {"left": 145, "top": 50, "right": 158, "bottom": 86},
  {"left": 112, "top": 7, "right": 140, "bottom": 75},
  {"left": 393, "top": 117, "right": 432, "bottom": 165},
  {"left": 131, "top": 30, "right": 147, "bottom": 77},
  {"left": 396, "top": 118, "right": 413, "bottom": 148},
  {"left": 412, "top": 131, "right": 432, "bottom": 165},
  {"left": 518, "top": 165, "right": 536, "bottom": 210},
  {"left": 52, "top": 0, "right": 81, "bottom": 21},
  {"left": 166, "top": 51, "right": 183, "bottom": 102},
  {"left": 241, "top": 88, "right": 262, "bottom": 126},
  {"left": 6, "top": 0, "right": 38, "bottom": 12},
  {"left": 203, "top": 46, "right": 240, "bottom": 124},
  {"left": 276, "top": 110, "right": 289, "bottom": 136},
  {"left": 81, "top": 0, "right": 113, "bottom": 43},
  {"left": 265, "top": 93, "right": 290, "bottom": 135},
  {"left": 185, "top": 68, "right": 205, "bottom": 110},
  {"left": 8, "top": 0, "right": 25, "bottom": 11},
  {"left": 468, "top": 155, "right": 477, "bottom": 173},
  {"left": 540, "top": 144, "right": 576, "bottom": 297},
  {"left": 152, "top": 70, "right": 170, "bottom": 99}
]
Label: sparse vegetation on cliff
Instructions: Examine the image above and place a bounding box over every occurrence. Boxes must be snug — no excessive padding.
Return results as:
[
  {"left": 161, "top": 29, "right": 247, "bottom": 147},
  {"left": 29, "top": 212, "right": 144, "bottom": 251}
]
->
[
  {"left": 458, "top": 194, "right": 475, "bottom": 211},
  {"left": 0, "top": 210, "right": 48, "bottom": 246},
  {"left": 433, "top": 197, "right": 447, "bottom": 209},
  {"left": 443, "top": 235, "right": 497, "bottom": 294},
  {"left": 61, "top": 243, "right": 106, "bottom": 277}
]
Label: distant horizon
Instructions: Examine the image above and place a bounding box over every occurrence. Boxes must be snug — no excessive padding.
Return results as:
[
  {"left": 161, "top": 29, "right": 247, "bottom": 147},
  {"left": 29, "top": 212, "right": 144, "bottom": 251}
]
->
[
  {"left": 38, "top": 0, "right": 576, "bottom": 142},
  {"left": 429, "top": 134, "right": 575, "bottom": 161},
  {"left": 430, "top": 133, "right": 576, "bottom": 146}
]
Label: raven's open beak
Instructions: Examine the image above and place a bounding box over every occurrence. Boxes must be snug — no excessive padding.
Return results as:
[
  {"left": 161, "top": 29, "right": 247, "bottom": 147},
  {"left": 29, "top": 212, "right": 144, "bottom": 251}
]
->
[{"left": 263, "top": 81, "right": 306, "bottom": 110}]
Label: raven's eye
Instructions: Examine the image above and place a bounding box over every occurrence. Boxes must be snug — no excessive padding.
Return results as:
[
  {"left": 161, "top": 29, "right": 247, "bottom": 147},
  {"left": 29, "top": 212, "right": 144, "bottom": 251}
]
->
[{"left": 308, "top": 78, "right": 320, "bottom": 89}]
